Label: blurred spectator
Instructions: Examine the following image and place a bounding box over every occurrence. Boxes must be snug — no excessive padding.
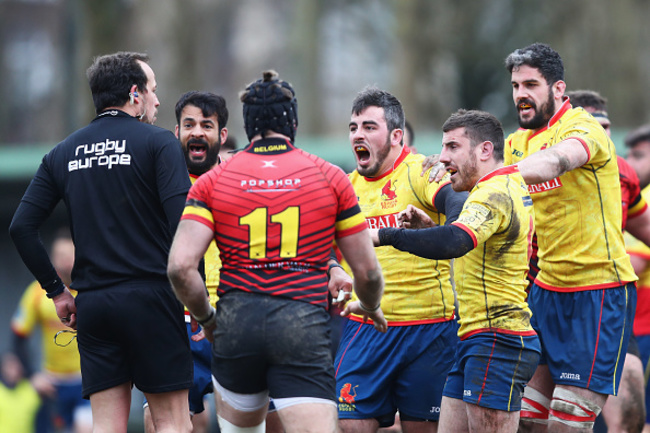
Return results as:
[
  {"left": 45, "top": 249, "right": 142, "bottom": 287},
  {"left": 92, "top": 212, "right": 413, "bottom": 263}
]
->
[
  {"left": 0, "top": 352, "right": 42, "bottom": 433},
  {"left": 11, "top": 229, "right": 92, "bottom": 433}
]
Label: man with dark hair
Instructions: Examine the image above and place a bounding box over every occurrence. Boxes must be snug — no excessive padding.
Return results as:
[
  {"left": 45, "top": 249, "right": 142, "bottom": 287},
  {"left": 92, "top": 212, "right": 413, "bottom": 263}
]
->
[
  {"left": 9, "top": 51, "right": 193, "bottom": 433},
  {"left": 335, "top": 87, "right": 467, "bottom": 433},
  {"left": 175, "top": 91, "right": 229, "bottom": 175},
  {"left": 504, "top": 43, "right": 637, "bottom": 432},
  {"left": 142, "top": 90, "right": 230, "bottom": 433},
  {"left": 168, "top": 70, "right": 386, "bottom": 433},
  {"left": 567, "top": 89, "right": 649, "bottom": 433},
  {"left": 372, "top": 109, "right": 540, "bottom": 433}
]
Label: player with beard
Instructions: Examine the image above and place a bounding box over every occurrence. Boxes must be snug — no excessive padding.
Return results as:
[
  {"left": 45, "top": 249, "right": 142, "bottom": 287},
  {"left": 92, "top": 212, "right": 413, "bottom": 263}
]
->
[
  {"left": 370, "top": 109, "right": 540, "bottom": 433},
  {"left": 334, "top": 87, "right": 467, "bottom": 433},
  {"left": 503, "top": 43, "right": 637, "bottom": 432},
  {"left": 142, "top": 91, "right": 228, "bottom": 433}
]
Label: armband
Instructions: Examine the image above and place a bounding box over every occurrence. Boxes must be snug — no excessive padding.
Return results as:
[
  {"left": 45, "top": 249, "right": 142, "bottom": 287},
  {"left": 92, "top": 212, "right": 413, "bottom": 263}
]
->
[
  {"left": 327, "top": 263, "right": 344, "bottom": 280},
  {"left": 193, "top": 306, "right": 217, "bottom": 329}
]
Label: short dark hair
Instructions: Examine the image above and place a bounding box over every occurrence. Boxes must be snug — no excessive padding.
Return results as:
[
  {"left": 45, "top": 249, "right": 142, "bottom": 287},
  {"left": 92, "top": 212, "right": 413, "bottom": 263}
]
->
[
  {"left": 86, "top": 51, "right": 150, "bottom": 114},
  {"left": 351, "top": 86, "right": 405, "bottom": 134},
  {"left": 504, "top": 43, "right": 564, "bottom": 85},
  {"left": 175, "top": 91, "right": 229, "bottom": 130},
  {"left": 442, "top": 109, "right": 504, "bottom": 162},
  {"left": 625, "top": 124, "right": 650, "bottom": 149},
  {"left": 566, "top": 90, "right": 608, "bottom": 112}
]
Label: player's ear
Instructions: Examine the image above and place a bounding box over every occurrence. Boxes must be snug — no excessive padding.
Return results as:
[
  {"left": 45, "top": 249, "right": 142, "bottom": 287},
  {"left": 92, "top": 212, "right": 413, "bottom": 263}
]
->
[
  {"left": 391, "top": 128, "right": 404, "bottom": 147},
  {"left": 553, "top": 80, "right": 566, "bottom": 100},
  {"left": 479, "top": 141, "right": 493, "bottom": 161}
]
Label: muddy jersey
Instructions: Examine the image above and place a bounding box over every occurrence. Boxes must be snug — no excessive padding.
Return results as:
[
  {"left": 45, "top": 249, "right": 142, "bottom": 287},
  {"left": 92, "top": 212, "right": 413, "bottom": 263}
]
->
[
  {"left": 505, "top": 100, "right": 636, "bottom": 291},
  {"left": 452, "top": 166, "right": 536, "bottom": 339},
  {"left": 346, "top": 146, "right": 456, "bottom": 323},
  {"left": 527, "top": 155, "right": 645, "bottom": 285},
  {"left": 182, "top": 137, "right": 366, "bottom": 309}
]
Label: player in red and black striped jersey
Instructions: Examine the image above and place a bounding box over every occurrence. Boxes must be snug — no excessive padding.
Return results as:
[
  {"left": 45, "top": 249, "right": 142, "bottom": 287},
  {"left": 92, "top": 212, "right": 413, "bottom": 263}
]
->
[{"left": 168, "top": 70, "right": 386, "bottom": 433}]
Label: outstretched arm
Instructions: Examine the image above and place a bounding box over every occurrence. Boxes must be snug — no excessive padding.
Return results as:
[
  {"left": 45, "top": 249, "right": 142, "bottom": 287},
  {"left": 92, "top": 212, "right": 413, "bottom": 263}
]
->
[
  {"left": 516, "top": 138, "right": 589, "bottom": 185},
  {"left": 378, "top": 224, "right": 474, "bottom": 260}
]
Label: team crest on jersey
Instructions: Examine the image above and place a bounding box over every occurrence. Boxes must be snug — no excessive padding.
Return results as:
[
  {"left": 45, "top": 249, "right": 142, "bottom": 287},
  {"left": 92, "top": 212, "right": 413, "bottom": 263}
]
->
[
  {"left": 338, "top": 383, "right": 358, "bottom": 412},
  {"left": 381, "top": 180, "right": 397, "bottom": 201}
]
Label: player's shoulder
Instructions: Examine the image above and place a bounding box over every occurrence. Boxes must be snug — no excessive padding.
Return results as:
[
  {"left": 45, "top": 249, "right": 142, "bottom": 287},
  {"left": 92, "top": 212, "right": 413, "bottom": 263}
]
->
[
  {"left": 505, "top": 127, "right": 529, "bottom": 142},
  {"left": 561, "top": 106, "right": 603, "bottom": 131}
]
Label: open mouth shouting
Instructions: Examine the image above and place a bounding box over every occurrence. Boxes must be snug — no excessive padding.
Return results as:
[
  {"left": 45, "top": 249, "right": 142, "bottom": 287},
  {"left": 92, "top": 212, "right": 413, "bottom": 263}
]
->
[
  {"left": 187, "top": 139, "right": 208, "bottom": 161},
  {"left": 354, "top": 143, "right": 371, "bottom": 167}
]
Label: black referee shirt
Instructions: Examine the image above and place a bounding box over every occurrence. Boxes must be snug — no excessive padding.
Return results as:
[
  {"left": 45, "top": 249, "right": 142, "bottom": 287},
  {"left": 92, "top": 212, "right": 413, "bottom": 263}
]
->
[{"left": 18, "top": 110, "right": 190, "bottom": 291}]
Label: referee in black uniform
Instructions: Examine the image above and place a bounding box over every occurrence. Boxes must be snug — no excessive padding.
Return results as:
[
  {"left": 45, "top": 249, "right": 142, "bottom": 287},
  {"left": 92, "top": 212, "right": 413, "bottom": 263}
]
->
[{"left": 9, "top": 52, "right": 193, "bottom": 433}]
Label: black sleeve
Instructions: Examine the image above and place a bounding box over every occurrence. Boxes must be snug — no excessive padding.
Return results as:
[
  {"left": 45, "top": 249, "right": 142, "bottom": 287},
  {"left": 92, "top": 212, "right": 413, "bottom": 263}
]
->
[
  {"left": 11, "top": 333, "right": 34, "bottom": 377},
  {"left": 433, "top": 183, "right": 468, "bottom": 225},
  {"left": 378, "top": 224, "right": 474, "bottom": 260},
  {"left": 9, "top": 201, "right": 64, "bottom": 295},
  {"left": 162, "top": 192, "right": 187, "bottom": 235}
]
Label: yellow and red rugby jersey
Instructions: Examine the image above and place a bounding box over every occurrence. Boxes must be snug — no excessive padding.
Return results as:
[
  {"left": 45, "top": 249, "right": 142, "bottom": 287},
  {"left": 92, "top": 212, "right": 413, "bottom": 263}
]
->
[
  {"left": 346, "top": 146, "right": 456, "bottom": 324},
  {"left": 504, "top": 100, "right": 636, "bottom": 291},
  {"left": 626, "top": 185, "right": 650, "bottom": 336},
  {"left": 452, "top": 166, "right": 536, "bottom": 339},
  {"left": 11, "top": 281, "right": 81, "bottom": 376},
  {"left": 182, "top": 137, "right": 366, "bottom": 308},
  {"left": 190, "top": 173, "right": 220, "bottom": 307}
]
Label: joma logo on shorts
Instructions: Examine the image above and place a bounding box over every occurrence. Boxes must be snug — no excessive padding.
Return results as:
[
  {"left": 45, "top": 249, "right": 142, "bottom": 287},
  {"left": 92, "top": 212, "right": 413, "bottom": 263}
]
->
[
  {"left": 464, "top": 390, "right": 471, "bottom": 397},
  {"left": 560, "top": 372, "right": 581, "bottom": 380}
]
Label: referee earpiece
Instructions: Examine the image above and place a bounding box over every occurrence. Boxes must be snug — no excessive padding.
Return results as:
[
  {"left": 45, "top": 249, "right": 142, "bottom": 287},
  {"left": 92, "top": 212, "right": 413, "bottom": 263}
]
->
[{"left": 129, "top": 91, "right": 138, "bottom": 105}]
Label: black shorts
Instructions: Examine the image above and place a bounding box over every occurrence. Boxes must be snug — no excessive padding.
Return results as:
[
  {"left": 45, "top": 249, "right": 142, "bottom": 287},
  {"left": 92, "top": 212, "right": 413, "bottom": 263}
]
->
[
  {"left": 76, "top": 280, "right": 193, "bottom": 398},
  {"left": 212, "top": 291, "right": 335, "bottom": 402}
]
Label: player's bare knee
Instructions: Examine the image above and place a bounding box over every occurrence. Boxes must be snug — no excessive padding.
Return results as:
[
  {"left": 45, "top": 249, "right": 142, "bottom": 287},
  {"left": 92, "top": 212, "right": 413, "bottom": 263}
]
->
[{"left": 621, "top": 380, "right": 646, "bottom": 433}]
